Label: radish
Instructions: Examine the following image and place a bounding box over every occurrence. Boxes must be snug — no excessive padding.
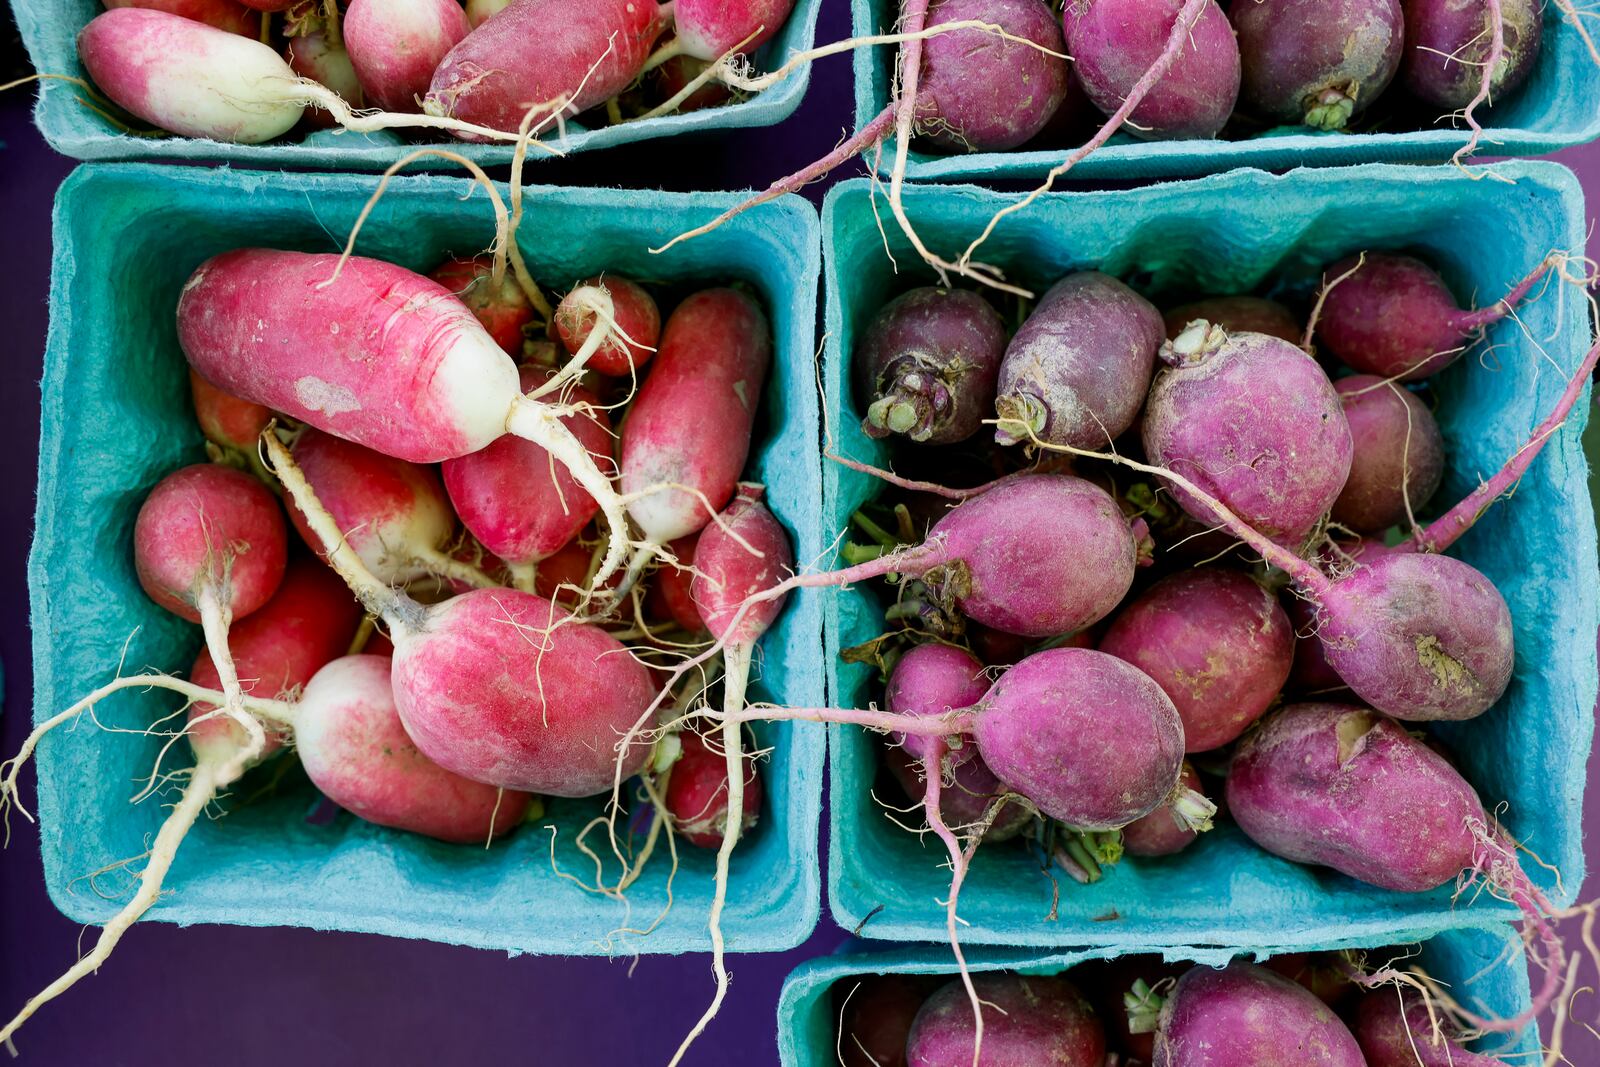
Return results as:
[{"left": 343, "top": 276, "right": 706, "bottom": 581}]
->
[
  {"left": 837, "top": 975, "right": 942, "bottom": 1067},
  {"left": 285, "top": 29, "right": 364, "bottom": 130},
  {"left": 428, "top": 255, "right": 534, "bottom": 356},
  {"left": 103, "top": 0, "right": 256, "bottom": 35},
  {"left": 188, "top": 368, "right": 270, "bottom": 462},
  {"left": 661, "top": 728, "right": 763, "bottom": 849},
  {"left": 175, "top": 248, "right": 633, "bottom": 583},
  {"left": 855, "top": 287, "right": 1007, "bottom": 445},
  {"left": 1262, "top": 954, "right": 1355, "bottom": 1008},
  {"left": 553, "top": 275, "right": 662, "bottom": 378},
  {"left": 441, "top": 366, "right": 614, "bottom": 591},
  {"left": 1226, "top": 702, "right": 1565, "bottom": 1032},
  {"left": 1401, "top": 0, "right": 1543, "bottom": 110},
  {"left": 464, "top": 0, "right": 512, "bottom": 27},
  {"left": 882, "top": 744, "right": 1030, "bottom": 843},
  {"left": 343, "top": 0, "right": 470, "bottom": 113},
  {"left": 1098, "top": 567, "right": 1294, "bottom": 752},
  {"left": 1141, "top": 322, "right": 1353, "bottom": 549},
  {"left": 652, "top": 56, "right": 734, "bottom": 112},
  {"left": 652, "top": 0, "right": 796, "bottom": 63},
  {"left": 1121, "top": 762, "right": 1209, "bottom": 857},
  {"left": 237, "top": 0, "right": 295, "bottom": 10},
  {"left": 265, "top": 431, "right": 655, "bottom": 796},
  {"left": 1162, "top": 295, "right": 1300, "bottom": 343},
  {"left": 618, "top": 288, "right": 770, "bottom": 590},
  {"left": 286, "top": 427, "right": 496, "bottom": 590},
  {"left": 1132, "top": 961, "right": 1365, "bottom": 1065},
  {"left": 1064, "top": 0, "right": 1242, "bottom": 141},
  {"left": 1230, "top": 0, "right": 1403, "bottom": 130},
  {"left": 645, "top": 535, "right": 705, "bottom": 631},
  {"left": 1331, "top": 376, "right": 1445, "bottom": 534},
  {"left": 423, "top": 0, "right": 665, "bottom": 136},
  {"left": 993, "top": 272, "right": 1162, "bottom": 449},
  {"left": 906, "top": 973, "right": 1107, "bottom": 1066},
  {"left": 1314, "top": 252, "right": 1553, "bottom": 381},
  {"left": 1354, "top": 989, "right": 1500, "bottom": 1066}
]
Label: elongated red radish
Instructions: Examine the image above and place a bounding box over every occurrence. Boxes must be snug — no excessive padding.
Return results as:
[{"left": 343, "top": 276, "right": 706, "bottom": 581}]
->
[
  {"left": 662, "top": 729, "right": 762, "bottom": 849},
  {"left": 286, "top": 30, "right": 364, "bottom": 130},
  {"left": 423, "top": 0, "right": 665, "bottom": 136},
  {"left": 645, "top": 535, "right": 705, "bottom": 631},
  {"left": 266, "top": 432, "right": 655, "bottom": 796},
  {"left": 189, "top": 368, "right": 270, "bottom": 459},
  {"left": 442, "top": 367, "right": 614, "bottom": 589},
  {"left": 293, "top": 655, "right": 532, "bottom": 841},
  {"left": 618, "top": 288, "right": 770, "bottom": 592},
  {"left": 176, "top": 249, "right": 631, "bottom": 582},
  {"left": 344, "top": 0, "right": 469, "bottom": 113},
  {"left": 428, "top": 255, "right": 534, "bottom": 356},
  {"left": 553, "top": 275, "right": 661, "bottom": 378},
  {"left": 287, "top": 427, "right": 493, "bottom": 590},
  {"left": 104, "top": 0, "right": 256, "bottom": 35}
]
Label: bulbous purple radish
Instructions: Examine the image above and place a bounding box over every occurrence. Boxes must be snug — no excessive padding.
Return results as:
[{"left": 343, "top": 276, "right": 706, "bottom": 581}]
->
[
  {"left": 673, "top": 0, "right": 795, "bottom": 59},
  {"left": 973, "top": 647, "right": 1185, "bottom": 829},
  {"left": 1315, "top": 252, "right": 1540, "bottom": 381},
  {"left": 1230, "top": 0, "right": 1403, "bottom": 130},
  {"left": 1285, "top": 595, "right": 1348, "bottom": 695},
  {"left": 882, "top": 743, "right": 1032, "bottom": 842},
  {"left": 993, "top": 271, "right": 1162, "bottom": 449},
  {"left": 1142, "top": 323, "right": 1353, "bottom": 548},
  {"left": 914, "top": 0, "right": 1071, "bottom": 152},
  {"left": 885, "top": 643, "right": 991, "bottom": 763},
  {"left": 838, "top": 975, "right": 942, "bottom": 1067},
  {"left": 1226, "top": 703, "right": 1485, "bottom": 892},
  {"left": 1401, "top": 0, "right": 1543, "bottom": 110},
  {"left": 1144, "top": 961, "right": 1365, "bottom": 1066},
  {"left": 1354, "top": 989, "right": 1501, "bottom": 1067},
  {"left": 343, "top": 0, "right": 469, "bottom": 114},
  {"left": 1331, "top": 375, "right": 1445, "bottom": 533},
  {"left": 1121, "top": 762, "right": 1208, "bottom": 857},
  {"left": 854, "top": 287, "right": 1008, "bottom": 445},
  {"left": 1162, "top": 295, "right": 1300, "bottom": 343},
  {"left": 1099, "top": 568, "right": 1293, "bottom": 752},
  {"left": 907, "top": 973, "right": 1107, "bottom": 1067},
  {"left": 1317, "top": 551, "right": 1513, "bottom": 722},
  {"left": 1064, "top": 0, "right": 1242, "bottom": 141}
]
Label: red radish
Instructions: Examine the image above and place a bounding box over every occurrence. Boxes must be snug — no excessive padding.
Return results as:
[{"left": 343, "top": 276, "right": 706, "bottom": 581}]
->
[
  {"left": 286, "top": 30, "right": 364, "bottom": 129},
  {"left": 441, "top": 367, "right": 614, "bottom": 590},
  {"left": 1230, "top": 0, "right": 1403, "bottom": 130},
  {"left": 428, "top": 255, "right": 534, "bottom": 356},
  {"left": 662, "top": 728, "right": 762, "bottom": 848},
  {"left": 286, "top": 428, "right": 493, "bottom": 590},
  {"left": 1162, "top": 296, "right": 1301, "bottom": 343},
  {"left": 293, "top": 655, "right": 532, "bottom": 842},
  {"left": 837, "top": 975, "right": 942, "bottom": 1067},
  {"left": 78, "top": 9, "right": 308, "bottom": 141},
  {"left": 670, "top": 0, "right": 796, "bottom": 60},
  {"left": 464, "top": 0, "right": 512, "bottom": 26},
  {"left": 1064, "top": 0, "right": 1242, "bottom": 141},
  {"left": 534, "top": 538, "right": 605, "bottom": 605},
  {"left": 1142, "top": 322, "right": 1353, "bottom": 548},
  {"left": 1315, "top": 252, "right": 1552, "bottom": 381},
  {"left": 344, "top": 0, "right": 469, "bottom": 113},
  {"left": 1121, "top": 762, "right": 1209, "bottom": 857},
  {"left": 187, "top": 555, "right": 363, "bottom": 763},
  {"left": 189, "top": 368, "right": 271, "bottom": 458},
  {"left": 103, "top": 0, "right": 256, "bottom": 35},
  {"left": 423, "top": 0, "right": 665, "bottom": 135},
  {"left": 652, "top": 56, "right": 733, "bottom": 112},
  {"left": 618, "top": 288, "right": 770, "bottom": 589},
  {"left": 1263, "top": 954, "right": 1355, "bottom": 1009},
  {"left": 1285, "top": 596, "right": 1347, "bottom": 695},
  {"left": 645, "top": 535, "right": 705, "bottom": 630},
  {"left": 1331, "top": 376, "right": 1445, "bottom": 534},
  {"left": 1098, "top": 568, "right": 1294, "bottom": 752},
  {"left": 1354, "top": 989, "right": 1500, "bottom": 1066},
  {"left": 176, "top": 249, "right": 632, "bottom": 582},
  {"left": 237, "top": 0, "right": 295, "bottom": 9},
  {"left": 906, "top": 972, "right": 1107, "bottom": 1066},
  {"left": 266, "top": 432, "right": 655, "bottom": 797},
  {"left": 1401, "top": 0, "right": 1542, "bottom": 110},
  {"left": 882, "top": 744, "right": 1030, "bottom": 842},
  {"left": 553, "top": 275, "right": 662, "bottom": 378},
  {"left": 993, "top": 272, "right": 1163, "bottom": 449}
]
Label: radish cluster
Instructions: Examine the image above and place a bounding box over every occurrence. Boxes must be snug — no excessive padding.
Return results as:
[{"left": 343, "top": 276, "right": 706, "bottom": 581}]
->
[{"left": 69, "top": 0, "right": 801, "bottom": 145}]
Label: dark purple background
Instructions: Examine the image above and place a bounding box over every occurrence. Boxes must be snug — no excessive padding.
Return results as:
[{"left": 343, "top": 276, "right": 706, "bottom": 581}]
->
[{"left": 2, "top": 5, "right": 1598, "bottom": 1063}]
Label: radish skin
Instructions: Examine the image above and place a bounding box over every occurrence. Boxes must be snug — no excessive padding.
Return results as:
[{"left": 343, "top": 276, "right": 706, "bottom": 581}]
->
[
  {"left": 343, "top": 0, "right": 469, "bottom": 113},
  {"left": 103, "top": 0, "right": 256, "bottom": 36},
  {"left": 188, "top": 368, "right": 271, "bottom": 457},
  {"left": 286, "top": 31, "right": 364, "bottom": 129},
  {"left": 428, "top": 255, "right": 534, "bottom": 356},
  {"left": 553, "top": 276, "right": 661, "bottom": 378}
]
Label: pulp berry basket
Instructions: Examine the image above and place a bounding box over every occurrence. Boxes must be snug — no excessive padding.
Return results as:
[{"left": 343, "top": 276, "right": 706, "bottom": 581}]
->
[
  {"left": 851, "top": 0, "right": 1600, "bottom": 182},
  {"left": 775, "top": 927, "right": 1540, "bottom": 1066},
  {"left": 822, "top": 163, "right": 1597, "bottom": 950},
  {"left": 29, "top": 163, "right": 825, "bottom": 955},
  {"left": 10, "top": 0, "right": 821, "bottom": 166}
]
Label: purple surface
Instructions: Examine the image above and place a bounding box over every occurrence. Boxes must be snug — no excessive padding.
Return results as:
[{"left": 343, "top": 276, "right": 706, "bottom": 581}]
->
[{"left": 0, "top": 6, "right": 1596, "bottom": 1063}]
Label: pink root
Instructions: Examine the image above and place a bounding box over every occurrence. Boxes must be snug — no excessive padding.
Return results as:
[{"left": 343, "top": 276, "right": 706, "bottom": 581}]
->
[
  {"left": 1454, "top": 253, "right": 1559, "bottom": 333},
  {"left": 921, "top": 740, "right": 983, "bottom": 1067},
  {"left": 1450, "top": 0, "right": 1505, "bottom": 167}
]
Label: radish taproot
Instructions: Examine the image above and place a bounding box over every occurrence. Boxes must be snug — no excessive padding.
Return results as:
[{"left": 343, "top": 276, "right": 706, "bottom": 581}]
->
[
  {"left": 1230, "top": 0, "right": 1403, "bottom": 130},
  {"left": 343, "top": 0, "right": 469, "bottom": 113}
]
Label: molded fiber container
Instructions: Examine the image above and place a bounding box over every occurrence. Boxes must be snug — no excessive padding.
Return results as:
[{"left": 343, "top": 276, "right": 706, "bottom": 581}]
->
[
  {"left": 823, "top": 163, "right": 1597, "bottom": 950},
  {"left": 30, "top": 163, "right": 824, "bottom": 955},
  {"left": 776, "top": 927, "right": 1539, "bottom": 1065},
  {"left": 13, "top": 0, "right": 820, "bottom": 166},
  {"left": 852, "top": 0, "right": 1600, "bottom": 181}
]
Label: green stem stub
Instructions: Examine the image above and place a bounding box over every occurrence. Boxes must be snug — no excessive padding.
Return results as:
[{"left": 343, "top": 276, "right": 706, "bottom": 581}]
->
[
  {"left": 1125, "top": 979, "right": 1166, "bottom": 1035},
  {"left": 1303, "top": 85, "right": 1357, "bottom": 131},
  {"left": 1170, "top": 786, "right": 1218, "bottom": 834},
  {"left": 993, "top": 391, "right": 1047, "bottom": 447}
]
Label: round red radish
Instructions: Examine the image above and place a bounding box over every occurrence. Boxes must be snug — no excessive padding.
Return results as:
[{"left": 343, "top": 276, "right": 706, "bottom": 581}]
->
[
  {"left": 343, "top": 0, "right": 469, "bottom": 113},
  {"left": 1121, "top": 762, "right": 1208, "bottom": 857},
  {"left": 663, "top": 729, "right": 763, "bottom": 848},
  {"left": 884, "top": 643, "right": 990, "bottom": 763},
  {"left": 104, "top": 0, "right": 256, "bottom": 35},
  {"left": 286, "top": 30, "right": 364, "bottom": 129},
  {"left": 883, "top": 743, "right": 1031, "bottom": 843},
  {"left": 673, "top": 0, "right": 795, "bottom": 59},
  {"left": 1354, "top": 989, "right": 1500, "bottom": 1067},
  {"left": 836, "top": 974, "right": 941, "bottom": 1067},
  {"left": 427, "top": 256, "right": 534, "bottom": 356},
  {"left": 1263, "top": 954, "right": 1356, "bottom": 1009},
  {"left": 296, "top": 655, "right": 532, "bottom": 842},
  {"left": 1331, "top": 376, "right": 1445, "bottom": 533},
  {"left": 1230, "top": 0, "right": 1403, "bottom": 130},
  {"left": 533, "top": 538, "right": 605, "bottom": 605},
  {"left": 646, "top": 534, "right": 705, "bottom": 631},
  {"left": 553, "top": 275, "right": 661, "bottom": 377},
  {"left": 189, "top": 368, "right": 271, "bottom": 455},
  {"left": 1162, "top": 295, "right": 1301, "bottom": 343},
  {"left": 907, "top": 973, "right": 1106, "bottom": 1066},
  {"left": 134, "top": 463, "right": 287, "bottom": 623}
]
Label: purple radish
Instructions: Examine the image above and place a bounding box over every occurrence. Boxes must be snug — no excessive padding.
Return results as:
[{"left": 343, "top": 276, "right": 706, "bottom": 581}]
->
[
  {"left": 1230, "top": 0, "right": 1403, "bottom": 130},
  {"left": 1064, "top": 0, "right": 1242, "bottom": 141},
  {"left": 913, "top": 0, "right": 1071, "bottom": 151},
  {"left": 1135, "top": 961, "right": 1365, "bottom": 1065},
  {"left": 1142, "top": 322, "right": 1353, "bottom": 549},
  {"left": 343, "top": 0, "right": 469, "bottom": 113},
  {"left": 855, "top": 287, "right": 1008, "bottom": 445},
  {"left": 1121, "top": 761, "right": 1209, "bottom": 857},
  {"left": 1285, "top": 596, "right": 1348, "bottom": 695},
  {"left": 1314, "top": 252, "right": 1552, "bottom": 381},
  {"left": 1354, "top": 989, "right": 1501, "bottom": 1066},
  {"left": 1162, "top": 295, "right": 1301, "bottom": 343},
  {"left": 838, "top": 975, "right": 941, "bottom": 1067},
  {"left": 1401, "top": 0, "right": 1543, "bottom": 110},
  {"left": 992, "top": 271, "right": 1163, "bottom": 449},
  {"left": 1331, "top": 376, "right": 1445, "bottom": 534},
  {"left": 907, "top": 973, "right": 1107, "bottom": 1067},
  {"left": 883, "top": 744, "right": 1031, "bottom": 842},
  {"left": 1098, "top": 568, "right": 1294, "bottom": 752}
]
